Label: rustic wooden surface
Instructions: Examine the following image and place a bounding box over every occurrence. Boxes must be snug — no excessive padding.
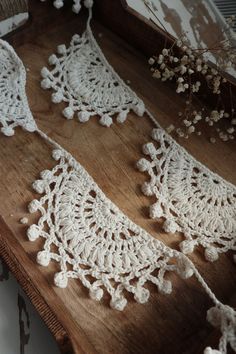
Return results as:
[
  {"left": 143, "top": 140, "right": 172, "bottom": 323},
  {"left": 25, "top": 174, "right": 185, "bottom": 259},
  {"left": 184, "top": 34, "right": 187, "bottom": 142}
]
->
[
  {"left": 0, "top": 0, "right": 28, "bottom": 21},
  {"left": 0, "top": 1, "right": 236, "bottom": 353}
]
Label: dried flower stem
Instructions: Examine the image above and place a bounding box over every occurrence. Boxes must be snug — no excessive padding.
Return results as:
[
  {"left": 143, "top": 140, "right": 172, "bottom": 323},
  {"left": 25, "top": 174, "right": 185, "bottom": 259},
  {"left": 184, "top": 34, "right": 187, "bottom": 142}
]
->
[{"left": 144, "top": 0, "right": 236, "bottom": 143}]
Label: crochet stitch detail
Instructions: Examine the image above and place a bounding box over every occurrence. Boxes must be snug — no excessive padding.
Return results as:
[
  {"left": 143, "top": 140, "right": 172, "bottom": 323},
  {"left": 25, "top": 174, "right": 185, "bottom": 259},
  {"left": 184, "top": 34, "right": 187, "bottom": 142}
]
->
[
  {"left": 27, "top": 148, "right": 193, "bottom": 310},
  {"left": 40, "top": 29, "right": 145, "bottom": 126},
  {"left": 137, "top": 128, "right": 236, "bottom": 261},
  {"left": 0, "top": 40, "right": 37, "bottom": 136},
  {"left": 205, "top": 305, "right": 236, "bottom": 353},
  {"left": 26, "top": 138, "right": 236, "bottom": 352}
]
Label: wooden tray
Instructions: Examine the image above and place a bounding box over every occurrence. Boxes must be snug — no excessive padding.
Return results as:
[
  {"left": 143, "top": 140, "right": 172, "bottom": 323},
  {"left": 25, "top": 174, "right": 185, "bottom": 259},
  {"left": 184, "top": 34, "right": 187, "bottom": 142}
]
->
[{"left": 1, "top": 1, "right": 236, "bottom": 353}]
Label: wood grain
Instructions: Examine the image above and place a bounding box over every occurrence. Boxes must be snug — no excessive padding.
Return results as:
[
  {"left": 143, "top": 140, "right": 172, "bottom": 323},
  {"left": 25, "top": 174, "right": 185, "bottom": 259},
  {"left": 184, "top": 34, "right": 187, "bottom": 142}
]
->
[{"left": 0, "top": 1, "right": 236, "bottom": 353}]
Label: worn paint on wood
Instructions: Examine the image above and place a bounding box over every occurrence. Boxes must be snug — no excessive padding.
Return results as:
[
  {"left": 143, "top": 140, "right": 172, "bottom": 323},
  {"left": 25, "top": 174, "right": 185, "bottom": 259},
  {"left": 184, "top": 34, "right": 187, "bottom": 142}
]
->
[
  {"left": 126, "top": 0, "right": 236, "bottom": 78},
  {"left": 0, "top": 13, "right": 29, "bottom": 38},
  {"left": 0, "top": 0, "right": 28, "bottom": 37},
  {"left": 0, "top": 0, "right": 28, "bottom": 21}
]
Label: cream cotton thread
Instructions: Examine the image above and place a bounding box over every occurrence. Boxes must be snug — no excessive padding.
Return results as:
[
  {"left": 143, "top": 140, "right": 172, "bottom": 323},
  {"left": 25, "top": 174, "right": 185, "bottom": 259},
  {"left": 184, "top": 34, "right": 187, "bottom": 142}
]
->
[
  {"left": 0, "top": 4, "right": 236, "bottom": 352},
  {"left": 40, "top": 6, "right": 145, "bottom": 127},
  {"left": 137, "top": 110, "right": 236, "bottom": 262},
  {"left": 0, "top": 40, "right": 37, "bottom": 136},
  {"left": 30, "top": 127, "right": 236, "bottom": 354},
  {"left": 27, "top": 133, "right": 193, "bottom": 311},
  {"left": 41, "top": 1, "right": 236, "bottom": 263}
]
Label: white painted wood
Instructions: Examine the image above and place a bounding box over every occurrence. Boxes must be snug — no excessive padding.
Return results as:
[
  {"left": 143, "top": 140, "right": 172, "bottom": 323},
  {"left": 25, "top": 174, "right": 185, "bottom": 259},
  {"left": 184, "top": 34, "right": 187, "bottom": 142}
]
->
[
  {"left": 126, "top": 0, "right": 236, "bottom": 78},
  {"left": 0, "top": 259, "right": 60, "bottom": 354},
  {"left": 0, "top": 13, "right": 29, "bottom": 37}
]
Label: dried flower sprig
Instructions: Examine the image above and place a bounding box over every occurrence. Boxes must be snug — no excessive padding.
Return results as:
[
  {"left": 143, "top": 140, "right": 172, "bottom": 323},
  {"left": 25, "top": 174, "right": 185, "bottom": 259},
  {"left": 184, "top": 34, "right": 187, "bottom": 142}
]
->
[{"left": 145, "top": 0, "right": 236, "bottom": 143}]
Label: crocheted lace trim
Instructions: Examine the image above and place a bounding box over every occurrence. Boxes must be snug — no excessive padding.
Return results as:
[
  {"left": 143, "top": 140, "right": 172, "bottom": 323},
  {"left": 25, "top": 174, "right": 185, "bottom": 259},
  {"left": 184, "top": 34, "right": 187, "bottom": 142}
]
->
[
  {"left": 1, "top": 9, "right": 236, "bottom": 351},
  {"left": 27, "top": 147, "right": 194, "bottom": 310},
  {"left": 25, "top": 141, "right": 236, "bottom": 352},
  {"left": 137, "top": 127, "right": 236, "bottom": 262},
  {"left": 0, "top": 40, "right": 37, "bottom": 136},
  {"left": 39, "top": 4, "right": 236, "bottom": 265},
  {"left": 40, "top": 21, "right": 145, "bottom": 127}
]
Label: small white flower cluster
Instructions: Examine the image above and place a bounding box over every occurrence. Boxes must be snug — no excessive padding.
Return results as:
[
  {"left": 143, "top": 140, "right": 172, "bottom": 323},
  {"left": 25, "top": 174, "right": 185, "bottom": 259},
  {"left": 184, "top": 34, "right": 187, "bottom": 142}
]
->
[
  {"left": 149, "top": 18, "right": 236, "bottom": 144},
  {"left": 150, "top": 42, "right": 226, "bottom": 97},
  {"left": 166, "top": 107, "right": 235, "bottom": 143},
  {"left": 167, "top": 109, "right": 202, "bottom": 140}
]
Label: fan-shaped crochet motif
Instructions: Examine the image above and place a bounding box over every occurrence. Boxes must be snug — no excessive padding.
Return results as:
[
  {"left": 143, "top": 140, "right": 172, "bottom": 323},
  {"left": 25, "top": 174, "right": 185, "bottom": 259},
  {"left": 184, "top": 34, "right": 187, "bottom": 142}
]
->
[
  {"left": 27, "top": 148, "right": 193, "bottom": 311},
  {"left": 40, "top": 29, "right": 145, "bottom": 127},
  {"left": 137, "top": 128, "right": 236, "bottom": 262},
  {"left": 0, "top": 40, "right": 37, "bottom": 136}
]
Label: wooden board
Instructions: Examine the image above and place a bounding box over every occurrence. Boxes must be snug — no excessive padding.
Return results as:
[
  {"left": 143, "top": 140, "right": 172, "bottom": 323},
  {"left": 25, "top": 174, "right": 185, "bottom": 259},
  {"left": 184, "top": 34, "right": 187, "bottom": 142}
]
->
[{"left": 1, "top": 1, "right": 236, "bottom": 353}]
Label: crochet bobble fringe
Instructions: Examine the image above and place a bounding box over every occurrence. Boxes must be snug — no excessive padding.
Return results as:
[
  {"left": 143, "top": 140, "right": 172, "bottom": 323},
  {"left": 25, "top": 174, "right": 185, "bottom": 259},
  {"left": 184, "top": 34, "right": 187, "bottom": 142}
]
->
[
  {"left": 52, "top": 0, "right": 93, "bottom": 13},
  {"left": 26, "top": 148, "right": 195, "bottom": 312}
]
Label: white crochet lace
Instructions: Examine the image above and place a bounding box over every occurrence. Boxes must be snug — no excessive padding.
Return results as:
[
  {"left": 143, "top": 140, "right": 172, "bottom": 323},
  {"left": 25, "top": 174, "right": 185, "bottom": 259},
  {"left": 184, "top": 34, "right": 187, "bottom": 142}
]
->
[
  {"left": 39, "top": 3, "right": 236, "bottom": 264},
  {"left": 1, "top": 5, "right": 236, "bottom": 351},
  {"left": 0, "top": 40, "right": 37, "bottom": 136},
  {"left": 22, "top": 129, "right": 235, "bottom": 353},
  {"left": 137, "top": 125, "right": 236, "bottom": 262},
  {"left": 40, "top": 14, "right": 145, "bottom": 127},
  {"left": 27, "top": 145, "right": 193, "bottom": 310},
  {"left": 26, "top": 130, "right": 235, "bottom": 353}
]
